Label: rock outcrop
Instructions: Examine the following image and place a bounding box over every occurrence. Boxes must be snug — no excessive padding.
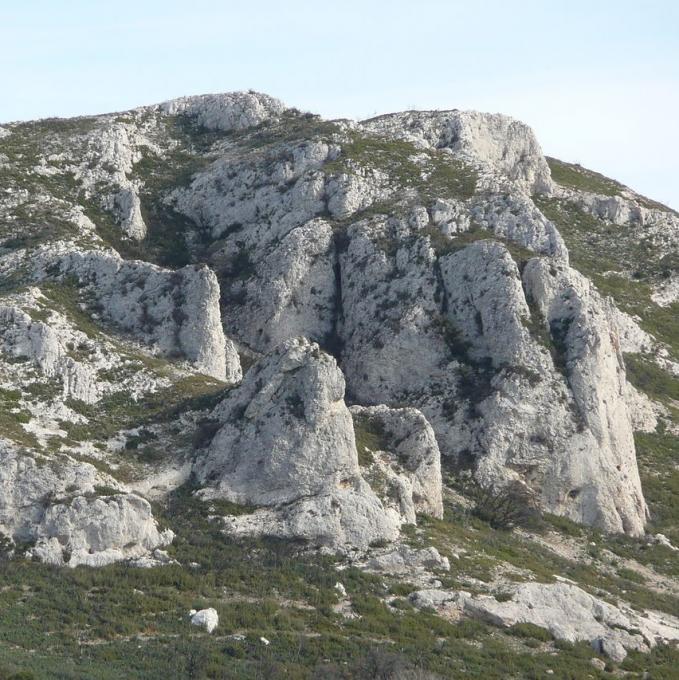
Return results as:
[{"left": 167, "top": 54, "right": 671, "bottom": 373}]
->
[
  {"left": 160, "top": 91, "right": 285, "bottom": 132},
  {"left": 523, "top": 258, "right": 648, "bottom": 535},
  {"left": 30, "top": 493, "right": 174, "bottom": 568},
  {"left": 351, "top": 405, "right": 443, "bottom": 520},
  {"left": 194, "top": 337, "right": 401, "bottom": 549},
  {"left": 361, "top": 109, "right": 554, "bottom": 194},
  {"left": 33, "top": 246, "right": 240, "bottom": 382},
  {"left": 0, "top": 442, "right": 172, "bottom": 567},
  {"left": 410, "top": 581, "right": 679, "bottom": 662},
  {"left": 0, "top": 301, "right": 100, "bottom": 403}
]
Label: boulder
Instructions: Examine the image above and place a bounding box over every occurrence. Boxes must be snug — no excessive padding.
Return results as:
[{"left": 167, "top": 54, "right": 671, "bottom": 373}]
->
[
  {"left": 30, "top": 493, "right": 174, "bottom": 567},
  {"left": 190, "top": 607, "right": 219, "bottom": 633}
]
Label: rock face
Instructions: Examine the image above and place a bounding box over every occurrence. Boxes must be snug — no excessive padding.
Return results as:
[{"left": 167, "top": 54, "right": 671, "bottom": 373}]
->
[
  {"left": 351, "top": 405, "right": 443, "bottom": 520},
  {"left": 195, "top": 338, "right": 401, "bottom": 549},
  {"left": 33, "top": 247, "right": 240, "bottom": 382},
  {"left": 31, "top": 494, "right": 174, "bottom": 568},
  {"left": 410, "top": 582, "right": 679, "bottom": 661},
  {"left": 338, "top": 224, "right": 645, "bottom": 534},
  {"left": 0, "top": 442, "right": 172, "bottom": 567},
  {"left": 523, "top": 258, "right": 648, "bottom": 535},
  {"left": 361, "top": 109, "right": 554, "bottom": 194}
]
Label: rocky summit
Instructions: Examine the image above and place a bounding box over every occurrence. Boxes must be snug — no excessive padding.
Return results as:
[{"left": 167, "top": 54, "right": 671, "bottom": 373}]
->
[{"left": 0, "top": 91, "right": 678, "bottom": 678}]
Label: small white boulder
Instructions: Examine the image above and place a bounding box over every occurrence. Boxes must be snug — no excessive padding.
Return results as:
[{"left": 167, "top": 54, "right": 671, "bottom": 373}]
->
[{"left": 190, "top": 607, "right": 219, "bottom": 634}]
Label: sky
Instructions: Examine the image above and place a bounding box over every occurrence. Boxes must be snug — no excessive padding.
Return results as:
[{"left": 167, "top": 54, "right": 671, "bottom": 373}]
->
[{"left": 1, "top": 0, "right": 677, "bottom": 209}]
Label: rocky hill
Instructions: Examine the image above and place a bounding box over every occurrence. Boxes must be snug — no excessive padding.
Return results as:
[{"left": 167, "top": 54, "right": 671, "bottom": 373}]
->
[{"left": 0, "top": 92, "right": 678, "bottom": 679}]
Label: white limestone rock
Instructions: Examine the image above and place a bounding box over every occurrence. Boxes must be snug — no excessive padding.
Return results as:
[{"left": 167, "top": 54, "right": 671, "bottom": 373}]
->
[
  {"left": 361, "top": 109, "right": 553, "bottom": 194},
  {"left": 652, "top": 533, "right": 679, "bottom": 551},
  {"left": 161, "top": 92, "right": 285, "bottom": 132},
  {"left": 440, "top": 241, "right": 536, "bottom": 367},
  {"left": 195, "top": 337, "right": 400, "bottom": 548},
  {"left": 339, "top": 215, "right": 455, "bottom": 407},
  {"left": 220, "top": 218, "right": 337, "bottom": 354},
  {"left": 0, "top": 303, "right": 100, "bottom": 403},
  {"left": 129, "top": 548, "right": 178, "bottom": 568},
  {"left": 350, "top": 405, "right": 443, "bottom": 519},
  {"left": 196, "top": 337, "right": 358, "bottom": 504},
  {"left": 339, "top": 231, "right": 647, "bottom": 535},
  {"left": 0, "top": 443, "right": 102, "bottom": 540},
  {"left": 523, "top": 258, "right": 648, "bottom": 535},
  {"left": 325, "top": 168, "right": 392, "bottom": 219},
  {"left": 429, "top": 198, "right": 471, "bottom": 235},
  {"left": 171, "top": 139, "right": 333, "bottom": 245},
  {"left": 77, "top": 122, "right": 148, "bottom": 240},
  {"left": 652, "top": 273, "right": 679, "bottom": 307},
  {"left": 31, "top": 493, "right": 174, "bottom": 568},
  {"left": 219, "top": 477, "right": 400, "bottom": 550},
  {"left": 34, "top": 247, "right": 239, "bottom": 381},
  {"left": 190, "top": 607, "right": 219, "bottom": 633},
  {"left": 365, "top": 546, "right": 450, "bottom": 575},
  {"left": 469, "top": 192, "right": 567, "bottom": 259},
  {"left": 411, "top": 582, "right": 679, "bottom": 661}
]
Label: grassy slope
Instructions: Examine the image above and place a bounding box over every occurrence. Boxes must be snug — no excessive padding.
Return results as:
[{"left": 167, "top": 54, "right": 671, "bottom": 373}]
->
[{"left": 3, "top": 491, "right": 679, "bottom": 679}]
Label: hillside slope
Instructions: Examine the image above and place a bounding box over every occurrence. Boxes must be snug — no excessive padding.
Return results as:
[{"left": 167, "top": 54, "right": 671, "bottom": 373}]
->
[{"left": 0, "top": 93, "right": 678, "bottom": 679}]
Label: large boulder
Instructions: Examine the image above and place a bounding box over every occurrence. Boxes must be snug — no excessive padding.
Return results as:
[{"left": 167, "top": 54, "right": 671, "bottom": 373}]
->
[{"left": 31, "top": 493, "right": 174, "bottom": 568}]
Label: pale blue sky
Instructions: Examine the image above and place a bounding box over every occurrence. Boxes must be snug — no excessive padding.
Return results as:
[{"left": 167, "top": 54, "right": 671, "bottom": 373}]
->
[{"left": 1, "top": 1, "right": 677, "bottom": 208}]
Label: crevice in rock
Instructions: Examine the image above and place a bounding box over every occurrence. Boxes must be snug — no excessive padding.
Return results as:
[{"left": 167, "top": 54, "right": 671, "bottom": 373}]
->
[{"left": 320, "top": 228, "right": 348, "bottom": 361}]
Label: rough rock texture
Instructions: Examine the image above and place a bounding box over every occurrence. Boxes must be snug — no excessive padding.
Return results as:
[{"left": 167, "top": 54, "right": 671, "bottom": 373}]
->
[
  {"left": 30, "top": 494, "right": 174, "bottom": 568},
  {"left": 161, "top": 92, "right": 285, "bottom": 132},
  {"left": 338, "top": 224, "right": 645, "bottom": 534},
  {"left": 217, "top": 478, "right": 400, "bottom": 550},
  {"left": 190, "top": 608, "right": 219, "bottom": 633},
  {"left": 219, "top": 218, "right": 337, "bottom": 353},
  {"left": 33, "top": 246, "right": 240, "bottom": 382},
  {"left": 351, "top": 405, "right": 443, "bottom": 519},
  {"left": 410, "top": 582, "right": 679, "bottom": 661},
  {"left": 3, "top": 90, "right": 675, "bottom": 576},
  {"left": 364, "top": 546, "right": 450, "bottom": 575},
  {"left": 469, "top": 192, "right": 567, "bottom": 259},
  {"left": 523, "top": 258, "right": 648, "bottom": 535},
  {"left": 195, "top": 338, "right": 400, "bottom": 548},
  {"left": 0, "top": 442, "right": 172, "bottom": 567},
  {"left": 0, "top": 302, "right": 100, "bottom": 403},
  {"left": 74, "top": 122, "right": 150, "bottom": 240},
  {"left": 361, "top": 109, "right": 553, "bottom": 194},
  {"left": 196, "top": 337, "right": 359, "bottom": 504},
  {"left": 0, "top": 443, "right": 102, "bottom": 540}
]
